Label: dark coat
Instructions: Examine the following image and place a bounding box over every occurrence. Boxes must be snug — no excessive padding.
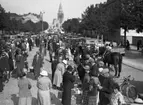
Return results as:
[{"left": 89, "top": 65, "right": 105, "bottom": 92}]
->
[
  {"left": 15, "top": 54, "right": 24, "bottom": 77},
  {"left": 32, "top": 54, "right": 43, "bottom": 77},
  {"left": 77, "top": 64, "right": 85, "bottom": 83},
  {"left": 8, "top": 51, "right": 14, "bottom": 71},
  {"left": 0, "top": 68, "right": 3, "bottom": 92},
  {"left": 99, "top": 75, "right": 114, "bottom": 105},
  {"left": 62, "top": 71, "right": 75, "bottom": 105},
  {"left": 51, "top": 59, "right": 58, "bottom": 83},
  {"left": 89, "top": 64, "right": 99, "bottom": 77},
  {"left": 28, "top": 38, "right": 32, "bottom": 46},
  {"left": 0, "top": 54, "right": 10, "bottom": 72},
  {"left": 82, "top": 73, "right": 90, "bottom": 91}
]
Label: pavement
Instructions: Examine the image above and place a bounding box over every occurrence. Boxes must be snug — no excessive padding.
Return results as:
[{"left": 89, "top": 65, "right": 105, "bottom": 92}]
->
[
  {"left": 123, "top": 45, "right": 143, "bottom": 71},
  {"left": 0, "top": 47, "right": 62, "bottom": 105},
  {"left": 0, "top": 46, "right": 143, "bottom": 105}
]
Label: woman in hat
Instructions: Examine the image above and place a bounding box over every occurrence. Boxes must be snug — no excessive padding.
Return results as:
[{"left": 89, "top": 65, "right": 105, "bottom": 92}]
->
[
  {"left": 18, "top": 68, "right": 32, "bottom": 105},
  {"left": 15, "top": 48, "right": 24, "bottom": 78},
  {"left": 62, "top": 65, "right": 76, "bottom": 105},
  {"left": 53, "top": 56, "right": 66, "bottom": 90},
  {"left": 37, "top": 69, "right": 52, "bottom": 105}
]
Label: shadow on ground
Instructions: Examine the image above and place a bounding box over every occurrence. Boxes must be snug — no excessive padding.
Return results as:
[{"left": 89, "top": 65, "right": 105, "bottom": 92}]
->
[
  {"left": 11, "top": 94, "right": 37, "bottom": 105},
  {"left": 130, "top": 80, "right": 143, "bottom": 94},
  {"left": 50, "top": 92, "right": 62, "bottom": 105},
  {"left": 11, "top": 69, "right": 18, "bottom": 79},
  {"left": 125, "top": 50, "right": 143, "bottom": 59},
  {"left": 27, "top": 72, "right": 36, "bottom": 80},
  {"left": 11, "top": 94, "right": 18, "bottom": 105}
]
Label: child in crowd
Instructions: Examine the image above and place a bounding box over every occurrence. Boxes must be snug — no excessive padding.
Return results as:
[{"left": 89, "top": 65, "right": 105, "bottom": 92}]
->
[{"left": 110, "top": 83, "right": 126, "bottom": 105}]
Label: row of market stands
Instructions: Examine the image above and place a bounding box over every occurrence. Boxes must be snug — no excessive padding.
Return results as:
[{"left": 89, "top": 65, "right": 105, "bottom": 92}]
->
[
  {"left": 0, "top": 33, "right": 125, "bottom": 56},
  {"left": 48, "top": 33, "right": 134, "bottom": 104},
  {"left": 60, "top": 34, "right": 125, "bottom": 55}
]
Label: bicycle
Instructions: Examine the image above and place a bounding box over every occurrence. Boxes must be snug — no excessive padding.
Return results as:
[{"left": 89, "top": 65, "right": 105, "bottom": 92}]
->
[{"left": 120, "top": 75, "right": 138, "bottom": 103}]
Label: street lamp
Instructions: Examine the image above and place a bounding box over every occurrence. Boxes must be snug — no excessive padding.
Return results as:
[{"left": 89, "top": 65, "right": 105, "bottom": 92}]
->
[{"left": 40, "top": 11, "right": 45, "bottom": 35}]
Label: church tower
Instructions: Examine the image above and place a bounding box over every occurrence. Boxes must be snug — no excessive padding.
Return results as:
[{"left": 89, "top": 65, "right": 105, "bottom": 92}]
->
[{"left": 57, "top": 3, "right": 64, "bottom": 25}]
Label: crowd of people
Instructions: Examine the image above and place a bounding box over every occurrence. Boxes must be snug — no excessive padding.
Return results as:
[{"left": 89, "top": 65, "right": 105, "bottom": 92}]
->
[
  {"left": 37, "top": 35, "right": 126, "bottom": 105},
  {"left": 0, "top": 34, "right": 129, "bottom": 105}
]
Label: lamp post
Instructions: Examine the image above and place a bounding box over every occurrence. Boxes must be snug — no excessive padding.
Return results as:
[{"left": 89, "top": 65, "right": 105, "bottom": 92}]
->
[{"left": 40, "top": 11, "right": 45, "bottom": 35}]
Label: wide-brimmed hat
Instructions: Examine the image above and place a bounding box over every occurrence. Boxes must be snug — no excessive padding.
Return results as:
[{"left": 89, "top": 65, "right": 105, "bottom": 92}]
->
[
  {"left": 30, "top": 66, "right": 33, "bottom": 69},
  {"left": 134, "top": 98, "right": 143, "bottom": 104},
  {"left": 106, "top": 46, "right": 112, "bottom": 50},
  {"left": 40, "top": 70, "right": 48, "bottom": 76},
  {"left": 102, "top": 68, "right": 109, "bottom": 74},
  {"left": 99, "top": 68, "right": 104, "bottom": 72},
  {"left": 63, "top": 60, "right": 68, "bottom": 65}
]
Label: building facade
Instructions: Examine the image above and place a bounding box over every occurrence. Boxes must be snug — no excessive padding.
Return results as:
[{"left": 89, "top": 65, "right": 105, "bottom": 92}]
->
[{"left": 51, "top": 3, "right": 64, "bottom": 32}]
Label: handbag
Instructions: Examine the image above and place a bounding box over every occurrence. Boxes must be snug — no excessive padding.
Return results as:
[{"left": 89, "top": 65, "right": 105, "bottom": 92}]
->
[{"left": 28, "top": 84, "right": 31, "bottom": 89}]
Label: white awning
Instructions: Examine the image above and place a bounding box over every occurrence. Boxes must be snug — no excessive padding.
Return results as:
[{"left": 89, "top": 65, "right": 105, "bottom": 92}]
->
[{"left": 121, "top": 29, "right": 143, "bottom": 37}]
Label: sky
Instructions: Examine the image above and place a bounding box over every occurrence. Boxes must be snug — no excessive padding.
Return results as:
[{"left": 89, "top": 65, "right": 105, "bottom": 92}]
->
[{"left": 0, "top": 0, "right": 107, "bottom": 24}]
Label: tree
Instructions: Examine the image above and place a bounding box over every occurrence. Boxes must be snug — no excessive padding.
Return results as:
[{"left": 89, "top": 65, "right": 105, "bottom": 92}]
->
[
  {"left": 0, "top": 5, "right": 7, "bottom": 34},
  {"left": 120, "top": 0, "right": 141, "bottom": 46},
  {"left": 81, "top": 3, "right": 109, "bottom": 37},
  {"left": 43, "top": 21, "right": 49, "bottom": 31},
  {"left": 62, "top": 18, "right": 81, "bottom": 34},
  {"left": 133, "top": 0, "right": 143, "bottom": 33},
  {"left": 0, "top": 5, "right": 49, "bottom": 34},
  {"left": 33, "top": 21, "right": 49, "bottom": 33}
]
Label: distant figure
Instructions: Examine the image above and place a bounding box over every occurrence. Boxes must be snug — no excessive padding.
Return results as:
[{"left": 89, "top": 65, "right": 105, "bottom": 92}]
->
[
  {"left": 51, "top": 56, "right": 58, "bottom": 84},
  {"left": 137, "top": 40, "right": 141, "bottom": 50},
  {"left": 28, "top": 38, "right": 32, "bottom": 51},
  {"left": 15, "top": 49, "right": 24, "bottom": 78},
  {"left": 0, "top": 68, "right": 4, "bottom": 92},
  {"left": 32, "top": 51, "right": 43, "bottom": 79},
  {"left": 126, "top": 40, "right": 130, "bottom": 50}
]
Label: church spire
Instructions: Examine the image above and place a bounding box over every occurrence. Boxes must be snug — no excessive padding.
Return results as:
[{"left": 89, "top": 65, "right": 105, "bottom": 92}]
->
[
  {"left": 58, "top": 2, "right": 63, "bottom": 13},
  {"left": 57, "top": 2, "right": 64, "bottom": 24}
]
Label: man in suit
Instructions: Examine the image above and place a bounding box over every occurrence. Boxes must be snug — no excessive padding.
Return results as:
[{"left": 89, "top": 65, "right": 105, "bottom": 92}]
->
[
  {"left": 48, "top": 39, "right": 53, "bottom": 62},
  {"left": 51, "top": 56, "right": 58, "bottom": 84},
  {"left": 32, "top": 51, "right": 43, "bottom": 79},
  {"left": 62, "top": 65, "right": 76, "bottom": 105},
  {"left": 28, "top": 37, "right": 33, "bottom": 51}
]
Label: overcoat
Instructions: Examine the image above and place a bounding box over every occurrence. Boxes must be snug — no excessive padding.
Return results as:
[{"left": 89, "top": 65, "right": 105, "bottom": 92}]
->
[
  {"left": 62, "top": 71, "right": 75, "bottom": 105},
  {"left": 32, "top": 54, "right": 43, "bottom": 78}
]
